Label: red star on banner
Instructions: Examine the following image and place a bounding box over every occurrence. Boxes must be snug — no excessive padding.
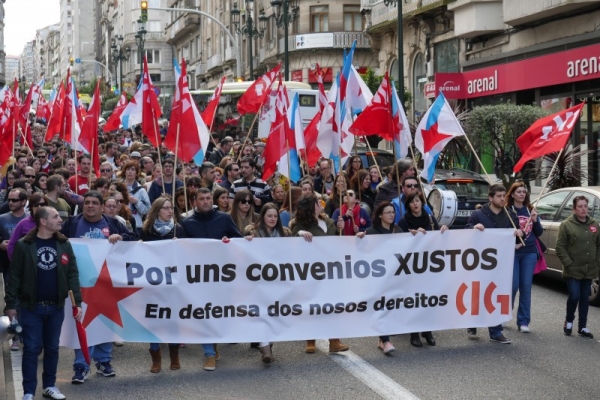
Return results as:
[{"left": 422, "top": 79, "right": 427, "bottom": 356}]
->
[
  {"left": 421, "top": 122, "right": 454, "bottom": 153},
  {"left": 81, "top": 261, "right": 143, "bottom": 329}
]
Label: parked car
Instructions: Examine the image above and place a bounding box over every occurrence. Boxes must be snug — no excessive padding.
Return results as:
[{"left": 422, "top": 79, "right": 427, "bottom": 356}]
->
[{"left": 534, "top": 186, "right": 600, "bottom": 306}]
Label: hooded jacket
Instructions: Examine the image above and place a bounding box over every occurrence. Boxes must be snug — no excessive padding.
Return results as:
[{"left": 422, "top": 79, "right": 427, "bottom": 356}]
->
[{"left": 556, "top": 214, "right": 600, "bottom": 280}]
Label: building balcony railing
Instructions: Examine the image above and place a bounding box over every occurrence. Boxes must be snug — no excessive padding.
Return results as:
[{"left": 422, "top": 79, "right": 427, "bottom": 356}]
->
[
  {"left": 207, "top": 54, "right": 222, "bottom": 71},
  {"left": 369, "top": 0, "right": 456, "bottom": 28},
  {"left": 195, "top": 63, "right": 205, "bottom": 76},
  {"left": 277, "top": 31, "right": 371, "bottom": 53}
]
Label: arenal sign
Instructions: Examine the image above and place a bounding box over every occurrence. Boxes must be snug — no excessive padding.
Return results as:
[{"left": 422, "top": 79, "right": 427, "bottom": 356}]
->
[{"left": 435, "top": 42, "right": 600, "bottom": 99}]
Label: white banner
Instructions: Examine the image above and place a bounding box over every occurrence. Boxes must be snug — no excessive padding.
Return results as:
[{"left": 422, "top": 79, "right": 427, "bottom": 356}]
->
[{"left": 60, "top": 230, "right": 516, "bottom": 348}]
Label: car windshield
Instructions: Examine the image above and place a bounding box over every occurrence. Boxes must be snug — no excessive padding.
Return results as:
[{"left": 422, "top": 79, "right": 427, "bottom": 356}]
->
[{"left": 435, "top": 181, "right": 489, "bottom": 199}]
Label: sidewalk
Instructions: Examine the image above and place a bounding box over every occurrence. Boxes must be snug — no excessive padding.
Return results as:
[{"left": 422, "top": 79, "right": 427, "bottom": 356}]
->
[{"left": 1, "top": 279, "right": 16, "bottom": 400}]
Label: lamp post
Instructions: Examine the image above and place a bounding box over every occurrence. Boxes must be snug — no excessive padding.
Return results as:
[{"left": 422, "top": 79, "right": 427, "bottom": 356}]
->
[
  {"left": 270, "top": 0, "right": 299, "bottom": 81},
  {"left": 384, "top": 0, "right": 404, "bottom": 104},
  {"left": 111, "top": 35, "right": 130, "bottom": 93},
  {"left": 135, "top": 18, "right": 147, "bottom": 82},
  {"left": 231, "top": 1, "right": 267, "bottom": 80}
]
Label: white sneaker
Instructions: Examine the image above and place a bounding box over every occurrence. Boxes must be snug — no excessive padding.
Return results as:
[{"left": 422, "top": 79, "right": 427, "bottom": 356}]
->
[
  {"left": 519, "top": 325, "right": 531, "bottom": 333},
  {"left": 43, "top": 386, "right": 66, "bottom": 399},
  {"left": 23, "top": 394, "right": 34, "bottom": 400}
]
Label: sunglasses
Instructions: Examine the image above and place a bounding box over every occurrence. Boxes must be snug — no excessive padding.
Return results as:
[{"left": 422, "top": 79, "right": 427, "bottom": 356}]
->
[
  {"left": 100, "top": 169, "right": 112, "bottom": 173},
  {"left": 240, "top": 199, "right": 252, "bottom": 205},
  {"left": 25, "top": 175, "right": 36, "bottom": 179},
  {"left": 404, "top": 184, "right": 419, "bottom": 189},
  {"left": 37, "top": 155, "right": 47, "bottom": 158},
  {"left": 8, "top": 198, "right": 23, "bottom": 203}
]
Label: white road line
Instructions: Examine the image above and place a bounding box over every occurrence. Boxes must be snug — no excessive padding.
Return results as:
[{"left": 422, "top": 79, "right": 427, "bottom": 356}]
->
[{"left": 316, "top": 340, "right": 420, "bottom": 400}]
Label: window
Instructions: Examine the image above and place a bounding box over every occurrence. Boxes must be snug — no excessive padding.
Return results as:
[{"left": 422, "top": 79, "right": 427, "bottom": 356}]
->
[
  {"left": 150, "top": 74, "right": 161, "bottom": 82},
  {"left": 310, "top": 6, "right": 328, "bottom": 32},
  {"left": 206, "top": 39, "right": 211, "bottom": 58},
  {"left": 536, "top": 191, "right": 570, "bottom": 221},
  {"left": 434, "top": 39, "right": 459, "bottom": 73},
  {"left": 145, "top": 49, "right": 160, "bottom": 64},
  {"left": 343, "top": 6, "right": 362, "bottom": 31},
  {"left": 146, "top": 20, "right": 161, "bottom": 32}
]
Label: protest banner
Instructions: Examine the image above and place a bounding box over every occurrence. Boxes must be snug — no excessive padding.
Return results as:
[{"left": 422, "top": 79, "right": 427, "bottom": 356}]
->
[{"left": 60, "top": 230, "right": 515, "bottom": 348}]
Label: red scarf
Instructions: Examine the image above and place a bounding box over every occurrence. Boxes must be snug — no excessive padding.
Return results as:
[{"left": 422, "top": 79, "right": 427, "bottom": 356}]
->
[{"left": 340, "top": 204, "right": 361, "bottom": 236}]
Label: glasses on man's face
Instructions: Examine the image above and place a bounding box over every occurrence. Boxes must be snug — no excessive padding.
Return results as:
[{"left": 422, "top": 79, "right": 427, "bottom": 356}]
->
[
  {"left": 161, "top": 206, "right": 174, "bottom": 211},
  {"left": 115, "top": 199, "right": 123, "bottom": 203},
  {"left": 404, "top": 184, "right": 419, "bottom": 189},
  {"left": 8, "top": 198, "right": 22, "bottom": 203},
  {"left": 100, "top": 169, "right": 112, "bottom": 173},
  {"left": 38, "top": 155, "right": 46, "bottom": 159},
  {"left": 25, "top": 175, "right": 36, "bottom": 179},
  {"left": 240, "top": 199, "right": 251, "bottom": 205},
  {"left": 232, "top": 168, "right": 240, "bottom": 172}
]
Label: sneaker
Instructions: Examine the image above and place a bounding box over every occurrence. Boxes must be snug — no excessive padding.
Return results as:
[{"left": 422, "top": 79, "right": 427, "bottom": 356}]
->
[
  {"left": 519, "top": 325, "right": 531, "bottom": 333},
  {"left": 43, "top": 386, "right": 66, "bottom": 399},
  {"left": 564, "top": 321, "right": 573, "bottom": 336},
  {"left": 23, "top": 394, "right": 34, "bottom": 400},
  {"left": 203, "top": 356, "right": 216, "bottom": 371},
  {"left": 382, "top": 341, "right": 396, "bottom": 354},
  {"left": 10, "top": 338, "right": 20, "bottom": 351},
  {"left": 490, "top": 334, "right": 511, "bottom": 344},
  {"left": 113, "top": 341, "right": 124, "bottom": 347},
  {"left": 467, "top": 328, "right": 477, "bottom": 337},
  {"left": 71, "top": 367, "right": 89, "bottom": 384},
  {"left": 578, "top": 327, "right": 594, "bottom": 339},
  {"left": 96, "top": 362, "right": 116, "bottom": 377}
]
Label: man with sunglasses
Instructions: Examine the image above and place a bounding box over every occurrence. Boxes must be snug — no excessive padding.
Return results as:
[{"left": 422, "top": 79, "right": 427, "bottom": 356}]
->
[
  {"left": 0, "top": 189, "right": 28, "bottom": 293},
  {"left": 7, "top": 193, "right": 48, "bottom": 260},
  {"left": 38, "top": 149, "right": 51, "bottom": 173},
  {"left": 220, "top": 162, "right": 240, "bottom": 191},
  {"left": 390, "top": 176, "right": 433, "bottom": 224},
  {"left": 99, "top": 162, "right": 115, "bottom": 180}
]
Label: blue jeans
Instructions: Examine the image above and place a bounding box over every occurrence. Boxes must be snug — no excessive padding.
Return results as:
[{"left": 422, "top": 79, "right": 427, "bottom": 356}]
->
[
  {"left": 74, "top": 342, "right": 113, "bottom": 370},
  {"left": 20, "top": 304, "right": 65, "bottom": 396},
  {"left": 565, "top": 278, "right": 592, "bottom": 329},
  {"left": 488, "top": 324, "right": 504, "bottom": 338},
  {"left": 201, "top": 343, "right": 215, "bottom": 357},
  {"left": 512, "top": 252, "right": 537, "bottom": 326}
]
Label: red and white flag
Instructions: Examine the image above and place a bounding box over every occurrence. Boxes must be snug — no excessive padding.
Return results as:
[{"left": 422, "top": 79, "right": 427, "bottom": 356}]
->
[
  {"left": 237, "top": 63, "right": 281, "bottom": 115},
  {"left": 78, "top": 81, "right": 101, "bottom": 176},
  {"left": 45, "top": 82, "right": 65, "bottom": 141},
  {"left": 513, "top": 102, "right": 585, "bottom": 173},
  {"left": 103, "top": 93, "right": 128, "bottom": 132},
  {"left": 201, "top": 76, "right": 226, "bottom": 129}
]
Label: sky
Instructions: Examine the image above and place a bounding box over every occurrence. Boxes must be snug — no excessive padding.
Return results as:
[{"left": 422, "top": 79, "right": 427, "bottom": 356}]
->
[{"left": 4, "top": 0, "right": 60, "bottom": 56}]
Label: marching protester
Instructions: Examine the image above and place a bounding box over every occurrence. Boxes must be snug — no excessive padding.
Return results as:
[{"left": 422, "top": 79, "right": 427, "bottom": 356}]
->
[
  {"left": 148, "top": 158, "right": 183, "bottom": 203},
  {"left": 555, "top": 195, "right": 600, "bottom": 339},
  {"left": 61, "top": 191, "right": 136, "bottom": 383},
  {"left": 332, "top": 189, "right": 372, "bottom": 235},
  {"left": 271, "top": 184, "right": 285, "bottom": 210},
  {"left": 213, "top": 187, "right": 231, "bottom": 213},
  {"left": 229, "top": 157, "right": 271, "bottom": 213},
  {"left": 465, "top": 184, "right": 522, "bottom": 344},
  {"left": 356, "top": 201, "right": 403, "bottom": 354},
  {"left": 5, "top": 206, "right": 82, "bottom": 400},
  {"left": 345, "top": 155, "right": 363, "bottom": 182},
  {"left": 506, "top": 182, "right": 543, "bottom": 333},
  {"left": 199, "top": 161, "right": 222, "bottom": 194},
  {"left": 220, "top": 162, "right": 240, "bottom": 191},
  {"left": 0, "top": 188, "right": 29, "bottom": 290},
  {"left": 67, "top": 154, "right": 93, "bottom": 196},
  {"left": 374, "top": 158, "right": 415, "bottom": 209},
  {"left": 181, "top": 188, "right": 242, "bottom": 371},
  {"left": 121, "top": 161, "right": 151, "bottom": 234},
  {"left": 7, "top": 193, "right": 46, "bottom": 260},
  {"left": 244, "top": 202, "right": 292, "bottom": 364},
  {"left": 230, "top": 189, "right": 260, "bottom": 234},
  {"left": 351, "top": 169, "right": 376, "bottom": 215},
  {"left": 398, "top": 191, "right": 448, "bottom": 348},
  {"left": 279, "top": 186, "right": 302, "bottom": 228},
  {"left": 140, "top": 196, "right": 186, "bottom": 372},
  {"left": 314, "top": 159, "right": 335, "bottom": 197},
  {"left": 369, "top": 165, "right": 381, "bottom": 191},
  {"left": 324, "top": 174, "right": 350, "bottom": 218},
  {"left": 290, "top": 194, "right": 350, "bottom": 354},
  {"left": 45, "top": 174, "right": 72, "bottom": 219}
]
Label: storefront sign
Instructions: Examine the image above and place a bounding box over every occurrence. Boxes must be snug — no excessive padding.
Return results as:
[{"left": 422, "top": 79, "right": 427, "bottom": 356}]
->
[
  {"left": 424, "top": 82, "right": 436, "bottom": 99},
  {"left": 435, "top": 42, "right": 600, "bottom": 99},
  {"left": 308, "top": 67, "right": 333, "bottom": 83},
  {"left": 295, "top": 33, "right": 334, "bottom": 49},
  {"left": 291, "top": 70, "right": 303, "bottom": 82}
]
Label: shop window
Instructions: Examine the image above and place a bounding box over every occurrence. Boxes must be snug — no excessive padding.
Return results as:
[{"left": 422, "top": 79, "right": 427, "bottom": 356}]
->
[
  {"left": 434, "top": 39, "right": 459, "bottom": 73},
  {"left": 310, "top": 6, "right": 329, "bottom": 32}
]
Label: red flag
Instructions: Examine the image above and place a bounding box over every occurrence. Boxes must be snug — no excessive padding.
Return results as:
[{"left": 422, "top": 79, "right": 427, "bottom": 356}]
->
[
  {"left": 45, "top": 82, "right": 65, "bottom": 141},
  {"left": 164, "top": 59, "right": 209, "bottom": 161},
  {"left": 303, "top": 111, "right": 322, "bottom": 168},
  {"left": 513, "top": 102, "right": 585, "bottom": 173},
  {"left": 237, "top": 64, "right": 281, "bottom": 115},
  {"left": 19, "top": 83, "right": 35, "bottom": 148},
  {"left": 36, "top": 93, "right": 51, "bottom": 122},
  {"left": 0, "top": 89, "right": 16, "bottom": 166},
  {"left": 142, "top": 56, "right": 162, "bottom": 147},
  {"left": 79, "top": 81, "right": 101, "bottom": 176},
  {"left": 103, "top": 94, "right": 128, "bottom": 132},
  {"left": 349, "top": 72, "right": 394, "bottom": 140},
  {"left": 62, "top": 69, "right": 82, "bottom": 146},
  {"left": 201, "top": 76, "right": 226, "bottom": 129}
]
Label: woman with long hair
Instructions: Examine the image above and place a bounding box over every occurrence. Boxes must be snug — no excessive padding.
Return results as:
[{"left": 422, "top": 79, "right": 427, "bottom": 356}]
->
[
  {"left": 290, "top": 194, "right": 349, "bottom": 354},
  {"left": 212, "top": 187, "right": 230, "bottom": 213},
  {"left": 109, "top": 184, "right": 136, "bottom": 232},
  {"left": 103, "top": 196, "right": 128, "bottom": 228},
  {"left": 350, "top": 169, "right": 376, "bottom": 215},
  {"left": 398, "top": 191, "right": 447, "bottom": 348},
  {"left": 174, "top": 187, "right": 191, "bottom": 219},
  {"left": 271, "top": 184, "right": 285, "bottom": 210},
  {"left": 506, "top": 182, "right": 543, "bottom": 333},
  {"left": 0, "top": 171, "right": 18, "bottom": 203},
  {"left": 357, "top": 201, "right": 403, "bottom": 354},
  {"left": 332, "top": 189, "right": 372, "bottom": 235},
  {"left": 229, "top": 189, "right": 259, "bottom": 233},
  {"left": 369, "top": 165, "right": 381, "bottom": 191},
  {"left": 324, "top": 174, "right": 350, "bottom": 218},
  {"left": 141, "top": 196, "right": 186, "bottom": 373},
  {"left": 345, "top": 155, "right": 363, "bottom": 182},
  {"left": 33, "top": 172, "right": 49, "bottom": 194},
  {"left": 121, "top": 160, "right": 151, "bottom": 233},
  {"left": 29, "top": 158, "right": 42, "bottom": 174},
  {"left": 279, "top": 186, "right": 302, "bottom": 228}
]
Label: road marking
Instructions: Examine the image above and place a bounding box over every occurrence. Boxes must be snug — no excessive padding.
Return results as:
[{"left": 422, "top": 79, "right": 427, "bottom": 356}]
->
[{"left": 316, "top": 340, "right": 420, "bottom": 400}]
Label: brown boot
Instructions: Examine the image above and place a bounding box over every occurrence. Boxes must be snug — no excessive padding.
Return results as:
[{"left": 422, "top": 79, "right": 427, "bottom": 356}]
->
[
  {"left": 305, "top": 340, "right": 316, "bottom": 353},
  {"left": 329, "top": 339, "right": 349, "bottom": 353},
  {"left": 149, "top": 348, "right": 161, "bottom": 373},
  {"left": 259, "top": 344, "right": 274, "bottom": 364},
  {"left": 169, "top": 346, "right": 180, "bottom": 370}
]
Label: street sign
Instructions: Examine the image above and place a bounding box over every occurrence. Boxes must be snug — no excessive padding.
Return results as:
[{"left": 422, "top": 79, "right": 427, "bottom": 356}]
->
[{"left": 75, "top": 58, "right": 81, "bottom": 64}]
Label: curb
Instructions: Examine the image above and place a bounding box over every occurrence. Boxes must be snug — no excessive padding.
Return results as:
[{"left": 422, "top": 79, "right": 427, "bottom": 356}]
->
[{"left": 1, "top": 280, "right": 15, "bottom": 400}]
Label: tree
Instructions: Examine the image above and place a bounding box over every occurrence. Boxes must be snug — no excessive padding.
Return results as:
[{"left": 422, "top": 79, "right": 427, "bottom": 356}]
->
[{"left": 465, "top": 103, "right": 549, "bottom": 186}]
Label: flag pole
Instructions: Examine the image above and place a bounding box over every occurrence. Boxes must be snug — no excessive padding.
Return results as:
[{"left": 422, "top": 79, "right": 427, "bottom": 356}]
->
[
  {"left": 89, "top": 138, "right": 95, "bottom": 183},
  {"left": 338, "top": 146, "right": 343, "bottom": 236},
  {"left": 152, "top": 109, "right": 166, "bottom": 195},
  {"left": 463, "top": 134, "right": 525, "bottom": 245},
  {"left": 286, "top": 138, "right": 293, "bottom": 217},
  {"left": 173, "top": 123, "right": 180, "bottom": 205},
  {"left": 362, "top": 137, "right": 383, "bottom": 182},
  {"left": 235, "top": 110, "right": 261, "bottom": 163}
]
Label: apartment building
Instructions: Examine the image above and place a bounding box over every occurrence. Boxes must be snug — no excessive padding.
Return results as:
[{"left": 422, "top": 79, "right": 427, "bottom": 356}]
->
[
  {"left": 5, "top": 55, "right": 19, "bottom": 82},
  {"left": 36, "top": 24, "right": 60, "bottom": 84},
  {"left": 0, "top": 1, "right": 5, "bottom": 86}
]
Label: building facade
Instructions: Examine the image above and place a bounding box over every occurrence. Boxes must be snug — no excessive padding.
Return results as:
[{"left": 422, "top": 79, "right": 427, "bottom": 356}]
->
[
  {"left": 0, "top": 1, "right": 5, "bottom": 86},
  {"left": 5, "top": 55, "right": 18, "bottom": 82},
  {"left": 19, "top": 41, "right": 35, "bottom": 83}
]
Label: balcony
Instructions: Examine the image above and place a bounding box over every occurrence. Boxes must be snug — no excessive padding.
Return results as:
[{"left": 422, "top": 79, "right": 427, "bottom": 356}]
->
[
  {"left": 207, "top": 54, "right": 222, "bottom": 71},
  {"left": 195, "top": 63, "right": 205, "bottom": 76},
  {"left": 224, "top": 47, "right": 237, "bottom": 64},
  {"left": 167, "top": 13, "right": 200, "bottom": 44},
  {"left": 504, "top": 0, "right": 597, "bottom": 26},
  {"left": 448, "top": 0, "right": 504, "bottom": 38},
  {"left": 369, "top": 0, "right": 457, "bottom": 30},
  {"left": 287, "top": 32, "right": 371, "bottom": 52}
]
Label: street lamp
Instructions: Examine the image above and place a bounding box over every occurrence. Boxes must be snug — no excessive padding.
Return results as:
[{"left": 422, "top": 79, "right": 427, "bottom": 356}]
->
[
  {"left": 231, "top": 1, "right": 268, "bottom": 80},
  {"left": 270, "top": 0, "right": 299, "bottom": 81},
  {"left": 383, "top": 0, "right": 404, "bottom": 104},
  {"left": 111, "top": 35, "right": 131, "bottom": 93},
  {"left": 135, "top": 18, "right": 147, "bottom": 83}
]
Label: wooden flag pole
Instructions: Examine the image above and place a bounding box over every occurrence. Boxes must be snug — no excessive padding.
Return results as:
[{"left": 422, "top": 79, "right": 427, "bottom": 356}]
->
[
  {"left": 407, "top": 142, "right": 429, "bottom": 202},
  {"left": 151, "top": 109, "right": 166, "bottom": 195},
  {"left": 338, "top": 146, "right": 344, "bottom": 236},
  {"left": 235, "top": 110, "right": 261, "bottom": 163},
  {"left": 173, "top": 123, "right": 180, "bottom": 205},
  {"left": 286, "top": 138, "right": 293, "bottom": 217},
  {"left": 463, "top": 134, "right": 525, "bottom": 245},
  {"left": 362, "top": 136, "right": 383, "bottom": 184}
]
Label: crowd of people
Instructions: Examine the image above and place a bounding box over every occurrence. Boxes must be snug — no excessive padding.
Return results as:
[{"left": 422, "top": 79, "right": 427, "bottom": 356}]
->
[{"left": 1, "top": 121, "right": 598, "bottom": 400}]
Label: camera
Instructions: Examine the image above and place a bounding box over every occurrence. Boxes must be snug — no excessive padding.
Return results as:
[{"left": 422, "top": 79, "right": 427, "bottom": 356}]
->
[{"left": 7, "top": 319, "right": 22, "bottom": 335}]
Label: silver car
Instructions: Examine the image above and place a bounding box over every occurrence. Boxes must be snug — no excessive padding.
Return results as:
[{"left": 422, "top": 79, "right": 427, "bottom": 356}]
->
[{"left": 535, "top": 187, "right": 600, "bottom": 306}]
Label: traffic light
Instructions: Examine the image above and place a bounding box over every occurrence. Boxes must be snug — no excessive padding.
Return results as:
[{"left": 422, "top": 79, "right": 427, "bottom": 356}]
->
[
  {"left": 69, "top": 57, "right": 74, "bottom": 66},
  {"left": 141, "top": 1, "right": 148, "bottom": 22}
]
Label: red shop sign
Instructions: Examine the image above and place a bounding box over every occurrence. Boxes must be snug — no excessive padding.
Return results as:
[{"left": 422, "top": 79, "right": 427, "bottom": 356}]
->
[
  {"left": 291, "top": 70, "right": 303, "bottom": 82},
  {"left": 424, "top": 82, "right": 436, "bottom": 99},
  {"left": 308, "top": 67, "right": 333, "bottom": 83},
  {"left": 435, "top": 42, "right": 600, "bottom": 99}
]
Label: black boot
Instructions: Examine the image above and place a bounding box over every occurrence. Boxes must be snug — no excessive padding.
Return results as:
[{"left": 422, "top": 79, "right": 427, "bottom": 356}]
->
[
  {"left": 410, "top": 333, "right": 423, "bottom": 347},
  {"left": 421, "top": 331, "right": 436, "bottom": 346}
]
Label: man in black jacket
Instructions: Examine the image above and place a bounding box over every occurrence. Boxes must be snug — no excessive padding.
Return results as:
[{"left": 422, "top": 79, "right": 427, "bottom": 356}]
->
[
  {"left": 181, "top": 188, "right": 241, "bottom": 371},
  {"left": 61, "top": 191, "right": 135, "bottom": 384},
  {"left": 6, "top": 207, "right": 82, "bottom": 400},
  {"left": 465, "top": 184, "right": 522, "bottom": 344}
]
